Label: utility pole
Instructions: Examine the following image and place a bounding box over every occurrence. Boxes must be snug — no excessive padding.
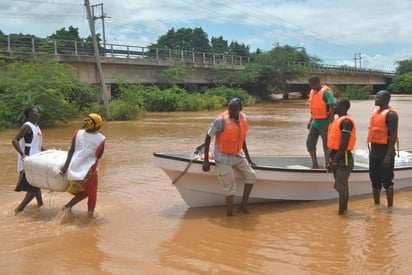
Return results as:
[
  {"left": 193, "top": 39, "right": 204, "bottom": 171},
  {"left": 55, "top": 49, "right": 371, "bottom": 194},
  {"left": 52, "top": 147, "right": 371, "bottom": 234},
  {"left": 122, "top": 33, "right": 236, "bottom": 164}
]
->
[
  {"left": 84, "top": 0, "right": 111, "bottom": 120},
  {"left": 354, "top": 52, "right": 362, "bottom": 69},
  {"left": 354, "top": 53, "right": 357, "bottom": 68},
  {"left": 358, "top": 53, "right": 362, "bottom": 69},
  {"left": 91, "top": 3, "right": 107, "bottom": 49}
]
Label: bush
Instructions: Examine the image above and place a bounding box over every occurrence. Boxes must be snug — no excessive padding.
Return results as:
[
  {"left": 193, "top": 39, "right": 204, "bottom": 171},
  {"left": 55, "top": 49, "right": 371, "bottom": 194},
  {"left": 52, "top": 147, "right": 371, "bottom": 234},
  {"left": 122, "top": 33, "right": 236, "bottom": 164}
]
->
[
  {"left": 0, "top": 59, "right": 100, "bottom": 128},
  {"left": 389, "top": 72, "right": 412, "bottom": 94},
  {"left": 204, "top": 86, "right": 256, "bottom": 105},
  {"left": 117, "top": 84, "right": 230, "bottom": 112},
  {"left": 109, "top": 99, "right": 145, "bottom": 120},
  {"left": 339, "top": 85, "right": 372, "bottom": 99}
]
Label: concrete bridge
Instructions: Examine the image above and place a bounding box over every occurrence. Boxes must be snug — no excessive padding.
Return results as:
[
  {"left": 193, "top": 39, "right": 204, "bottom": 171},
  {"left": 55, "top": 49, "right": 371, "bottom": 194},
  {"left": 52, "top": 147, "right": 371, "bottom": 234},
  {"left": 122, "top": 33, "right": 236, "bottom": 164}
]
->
[{"left": 0, "top": 35, "right": 396, "bottom": 93}]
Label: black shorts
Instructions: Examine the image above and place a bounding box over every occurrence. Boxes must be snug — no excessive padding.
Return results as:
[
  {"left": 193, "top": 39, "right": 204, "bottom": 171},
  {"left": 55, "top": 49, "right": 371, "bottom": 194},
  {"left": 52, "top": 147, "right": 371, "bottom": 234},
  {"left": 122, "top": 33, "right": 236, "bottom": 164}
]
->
[{"left": 14, "top": 171, "right": 40, "bottom": 193}]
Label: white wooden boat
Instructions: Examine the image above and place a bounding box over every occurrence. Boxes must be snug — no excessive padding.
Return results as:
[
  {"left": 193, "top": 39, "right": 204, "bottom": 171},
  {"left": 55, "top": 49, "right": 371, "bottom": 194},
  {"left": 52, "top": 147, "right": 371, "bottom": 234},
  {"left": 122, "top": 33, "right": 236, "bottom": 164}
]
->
[{"left": 153, "top": 150, "right": 412, "bottom": 207}]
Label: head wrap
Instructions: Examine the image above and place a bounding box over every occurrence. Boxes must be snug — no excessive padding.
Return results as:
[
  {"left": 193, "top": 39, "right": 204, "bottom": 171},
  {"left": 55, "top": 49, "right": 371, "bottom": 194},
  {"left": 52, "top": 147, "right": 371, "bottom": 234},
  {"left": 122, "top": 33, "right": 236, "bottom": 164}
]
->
[{"left": 83, "top": 113, "right": 103, "bottom": 130}]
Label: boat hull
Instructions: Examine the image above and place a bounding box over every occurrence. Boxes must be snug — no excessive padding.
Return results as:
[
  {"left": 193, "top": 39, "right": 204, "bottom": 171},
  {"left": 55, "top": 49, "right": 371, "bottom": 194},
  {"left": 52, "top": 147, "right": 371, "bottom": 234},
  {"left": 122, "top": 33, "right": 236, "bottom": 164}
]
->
[{"left": 153, "top": 152, "right": 412, "bottom": 207}]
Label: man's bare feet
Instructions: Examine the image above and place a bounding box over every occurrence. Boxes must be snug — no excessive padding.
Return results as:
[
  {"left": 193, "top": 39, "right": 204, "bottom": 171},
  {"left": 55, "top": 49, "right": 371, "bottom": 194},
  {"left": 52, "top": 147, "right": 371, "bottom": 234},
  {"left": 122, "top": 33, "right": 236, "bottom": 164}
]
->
[
  {"left": 62, "top": 206, "right": 72, "bottom": 214},
  {"left": 238, "top": 207, "right": 250, "bottom": 214}
]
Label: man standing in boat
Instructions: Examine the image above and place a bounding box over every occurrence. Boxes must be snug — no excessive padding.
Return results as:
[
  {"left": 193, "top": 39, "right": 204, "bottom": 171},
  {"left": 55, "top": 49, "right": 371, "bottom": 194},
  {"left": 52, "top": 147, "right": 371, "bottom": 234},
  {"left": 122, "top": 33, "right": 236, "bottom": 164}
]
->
[
  {"left": 307, "top": 75, "right": 335, "bottom": 169},
  {"left": 327, "top": 98, "right": 356, "bottom": 215},
  {"left": 367, "top": 90, "right": 399, "bottom": 207},
  {"left": 202, "top": 98, "right": 256, "bottom": 216}
]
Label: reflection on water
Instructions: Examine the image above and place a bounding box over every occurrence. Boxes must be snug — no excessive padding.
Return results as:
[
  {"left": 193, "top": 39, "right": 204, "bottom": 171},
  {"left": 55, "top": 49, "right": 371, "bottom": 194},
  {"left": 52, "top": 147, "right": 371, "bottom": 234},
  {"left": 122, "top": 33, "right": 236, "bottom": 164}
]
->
[
  {"left": 1, "top": 95, "right": 412, "bottom": 273},
  {"left": 160, "top": 195, "right": 412, "bottom": 274}
]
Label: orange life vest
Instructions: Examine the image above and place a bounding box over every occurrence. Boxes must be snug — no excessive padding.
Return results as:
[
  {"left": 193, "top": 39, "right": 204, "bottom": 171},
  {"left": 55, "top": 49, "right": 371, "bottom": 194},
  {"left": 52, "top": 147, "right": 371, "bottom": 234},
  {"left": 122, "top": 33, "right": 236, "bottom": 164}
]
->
[
  {"left": 322, "top": 84, "right": 337, "bottom": 98},
  {"left": 327, "top": 115, "right": 356, "bottom": 151},
  {"left": 367, "top": 107, "right": 398, "bottom": 144},
  {"left": 309, "top": 85, "right": 333, "bottom": 119},
  {"left": 216, "top": 111, "right": 248, "bottom": 154}
]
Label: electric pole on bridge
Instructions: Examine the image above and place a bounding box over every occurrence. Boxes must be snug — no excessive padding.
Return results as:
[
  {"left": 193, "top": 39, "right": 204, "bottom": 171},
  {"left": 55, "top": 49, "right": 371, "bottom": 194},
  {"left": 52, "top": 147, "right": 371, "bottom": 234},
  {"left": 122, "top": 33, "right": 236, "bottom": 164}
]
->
[
  {"left": 354, "top": 52, "right": 362, "bottom": 69},
  {"left": 84, "top": 0, "right": 111, "bottom": 120},
  {"left": 91, "top": 3, "right": 108, "bottom": 49}
]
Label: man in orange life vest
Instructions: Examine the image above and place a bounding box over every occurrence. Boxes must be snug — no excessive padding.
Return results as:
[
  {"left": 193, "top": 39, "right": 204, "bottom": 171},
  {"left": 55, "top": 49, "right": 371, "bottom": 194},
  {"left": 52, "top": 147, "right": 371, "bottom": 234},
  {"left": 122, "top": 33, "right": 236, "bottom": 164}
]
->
[
  {"left": 307, "top": 75, "right": 335, "bottom": 169},
  {"left": 368, "top": 90, "right": 399, "bottom": 207},
  {"left": 202, "top": 98, "right": 256, "bottom": 216},
  {"left": 327, "top": 98, "right": 356, "bottom": 215}
]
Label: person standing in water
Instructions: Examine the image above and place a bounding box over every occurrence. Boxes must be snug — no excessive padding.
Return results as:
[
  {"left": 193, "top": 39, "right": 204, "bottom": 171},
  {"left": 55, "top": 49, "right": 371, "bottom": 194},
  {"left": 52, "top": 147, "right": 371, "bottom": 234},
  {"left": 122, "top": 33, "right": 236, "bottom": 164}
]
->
[
  {"left": 12, "top": 107, "right": 45, "bottom": 215},
  {"left": 327, "top": 98, "right": 356, "bottom": 215},
  {"left": 367, "top": 90, "right": 399, "bottom": 207},
  {"left": 60, "top": 113, "right": 106, "bottom": 217}
]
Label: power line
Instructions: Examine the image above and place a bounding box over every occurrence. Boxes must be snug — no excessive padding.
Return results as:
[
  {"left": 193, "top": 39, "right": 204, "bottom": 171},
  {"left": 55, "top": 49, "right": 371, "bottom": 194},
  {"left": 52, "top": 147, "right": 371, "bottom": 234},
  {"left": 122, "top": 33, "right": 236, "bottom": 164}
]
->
[{"left": 13, "top": 0, "right": 76, "bottom": 4}]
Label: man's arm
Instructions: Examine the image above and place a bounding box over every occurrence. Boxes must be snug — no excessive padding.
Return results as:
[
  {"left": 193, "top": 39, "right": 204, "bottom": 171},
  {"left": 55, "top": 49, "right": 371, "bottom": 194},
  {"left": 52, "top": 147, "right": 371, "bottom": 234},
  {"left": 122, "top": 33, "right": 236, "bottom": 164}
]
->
[
  {"left": 60, "top": 136, "right": 76, "bottom": 174},
  {"left": 11, "top": 124, "right": 31, "bottom": 158},
  {"left": 243, "top": 141, "right": 256, "bottom": 167},
  {"left": 384, "top": 112, "right": 398, "bottom": 167},
  {"left": 328, "top": 119, "right": 352, "bottom": 171},
  {"left": 202, "top": 134, "right": 212, "bottom": 172},
  {"left": 325, "top": 90, "right": 335, "bottom": 122}
]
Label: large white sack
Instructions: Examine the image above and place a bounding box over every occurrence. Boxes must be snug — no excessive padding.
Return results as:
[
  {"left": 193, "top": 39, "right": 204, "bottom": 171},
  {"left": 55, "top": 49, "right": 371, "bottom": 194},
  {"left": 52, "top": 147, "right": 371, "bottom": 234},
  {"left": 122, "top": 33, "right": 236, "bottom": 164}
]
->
[{"left": 23, "top": 149, "right": 68, "bottom": 192}]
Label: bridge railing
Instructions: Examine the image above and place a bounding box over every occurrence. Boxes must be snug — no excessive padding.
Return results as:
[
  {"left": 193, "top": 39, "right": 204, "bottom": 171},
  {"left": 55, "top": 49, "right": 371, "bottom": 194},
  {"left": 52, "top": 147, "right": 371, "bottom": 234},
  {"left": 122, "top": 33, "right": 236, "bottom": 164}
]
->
[
  {"left": 0, "top": 35, "right": 395, "bottom": 76},
  {"left": 284, "top": 61, "right": 396, "bottom": 77},
  {"left": 0, "top": 35, "right": 250, "bottom": 66}
]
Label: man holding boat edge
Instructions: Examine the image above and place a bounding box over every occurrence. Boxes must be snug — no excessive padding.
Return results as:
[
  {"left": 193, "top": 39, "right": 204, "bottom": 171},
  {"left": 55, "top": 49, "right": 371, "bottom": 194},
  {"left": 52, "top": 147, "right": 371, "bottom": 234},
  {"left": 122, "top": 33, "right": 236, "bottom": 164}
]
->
[{"left": 202, "top": 98, "right": 256, "bottom": 216}]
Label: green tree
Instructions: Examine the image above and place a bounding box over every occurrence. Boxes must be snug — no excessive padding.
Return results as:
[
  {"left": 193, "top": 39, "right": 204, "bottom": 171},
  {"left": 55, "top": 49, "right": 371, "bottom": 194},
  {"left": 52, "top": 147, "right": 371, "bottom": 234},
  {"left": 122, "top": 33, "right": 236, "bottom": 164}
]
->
[
  {"left": 160, "top": 64, "right": 192, "bottom": 86},
  {"left": 228, "top": 41, "right": 250, "bottom": 56},
  {"left": 388, "top": 59, "right": 412, "bottom": 94},
  {"left": 0, "top": 60, "right": 99, "bottom": 129},
  {"left": 211, "top": 36, "right": 229, "bottom": 54},
  {"left": 48, "top": 26, "right": 81, "bottom": 41},
  {"left": 389, "top": 72, "right": 412, "bottom": 94},
  {"left": 192, "top": 27, "right": 211, "bottom": 52},
  {"left": 237, "top": 45, "right": 311, "bottom": 98},
  {"left": 152, "top": 27, "right": 211, "bottom": 52},
  {"left": 109, "top": 81, "right": 146, "bottom": 120},
  {"left": 395, "top": 59, "right": 412, "bottom": 75},
  {"left": 151, "top": 27, "right": 252, "bottom": 58}
]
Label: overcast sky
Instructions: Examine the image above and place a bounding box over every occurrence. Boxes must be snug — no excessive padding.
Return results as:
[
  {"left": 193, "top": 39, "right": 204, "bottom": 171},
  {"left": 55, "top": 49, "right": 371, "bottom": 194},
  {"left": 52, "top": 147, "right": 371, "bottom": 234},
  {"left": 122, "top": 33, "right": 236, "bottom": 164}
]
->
[{"left": 1, "top": 0, "right": 411, "bottom": 71}]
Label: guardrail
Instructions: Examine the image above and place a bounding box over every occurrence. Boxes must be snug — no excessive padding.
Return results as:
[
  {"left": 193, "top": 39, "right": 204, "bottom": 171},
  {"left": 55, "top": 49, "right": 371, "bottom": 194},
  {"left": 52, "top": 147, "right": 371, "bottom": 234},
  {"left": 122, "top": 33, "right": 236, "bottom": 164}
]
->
[
  {"left": 0, "top": 35, "right": 250, "bottom": 66},
  {"left": 283, "top": 61, "right": 396, "bottom": 77},
  {"left": 0, "top": 35, "right": 396, "bottom": 76}
]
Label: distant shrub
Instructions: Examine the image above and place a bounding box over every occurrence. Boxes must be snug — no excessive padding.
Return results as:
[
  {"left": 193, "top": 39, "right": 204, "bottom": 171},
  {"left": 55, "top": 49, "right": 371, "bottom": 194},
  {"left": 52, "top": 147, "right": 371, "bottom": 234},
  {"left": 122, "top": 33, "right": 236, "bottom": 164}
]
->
[
  {"left": 117, "top": 84, "right": 229, "bottom": 112},
  {"left": 204, "top": 86, "right": 256, "bottom": 105},
  {"left": 339, "top": 85, "right": 372, "bottom": 99},
  {"left": 389, "top": 72, "right": 412, "bottom": 94},
  {"left": 109, "top": 99, "right": 145, "bottom": 120}
]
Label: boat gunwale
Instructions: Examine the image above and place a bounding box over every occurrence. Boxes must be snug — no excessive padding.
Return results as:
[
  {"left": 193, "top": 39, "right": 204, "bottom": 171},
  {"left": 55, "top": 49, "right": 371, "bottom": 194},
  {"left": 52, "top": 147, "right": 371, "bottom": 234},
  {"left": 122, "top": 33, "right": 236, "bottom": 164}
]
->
[{"left": 154, "top": 152, "right": 412, "bottom": 173}]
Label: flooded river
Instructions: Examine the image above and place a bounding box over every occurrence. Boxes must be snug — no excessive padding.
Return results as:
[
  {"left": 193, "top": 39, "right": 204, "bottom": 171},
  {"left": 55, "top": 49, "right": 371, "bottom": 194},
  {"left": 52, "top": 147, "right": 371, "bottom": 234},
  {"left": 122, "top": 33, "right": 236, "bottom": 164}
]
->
[{"left": 1, "top": 95, "right": 412, "bottom": 274}]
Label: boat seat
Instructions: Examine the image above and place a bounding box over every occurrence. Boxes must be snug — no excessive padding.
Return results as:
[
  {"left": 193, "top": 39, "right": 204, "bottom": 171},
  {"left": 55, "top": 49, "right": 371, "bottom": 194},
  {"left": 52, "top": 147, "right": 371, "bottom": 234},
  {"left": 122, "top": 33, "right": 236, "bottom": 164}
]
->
[
  {"left": 354, "top": 162, "right": 369, "bottom": 168},
  {"left": 286, "top": 165, "right": 311, "bottom": 170}
]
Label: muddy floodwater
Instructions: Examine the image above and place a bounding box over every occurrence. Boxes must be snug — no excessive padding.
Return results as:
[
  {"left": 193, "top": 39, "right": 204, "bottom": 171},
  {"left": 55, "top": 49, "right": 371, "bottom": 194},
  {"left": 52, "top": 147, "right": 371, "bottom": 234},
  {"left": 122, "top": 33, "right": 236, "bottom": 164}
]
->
[{"left": 1, "top": 95, "right": 412, "bottom": 274}]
